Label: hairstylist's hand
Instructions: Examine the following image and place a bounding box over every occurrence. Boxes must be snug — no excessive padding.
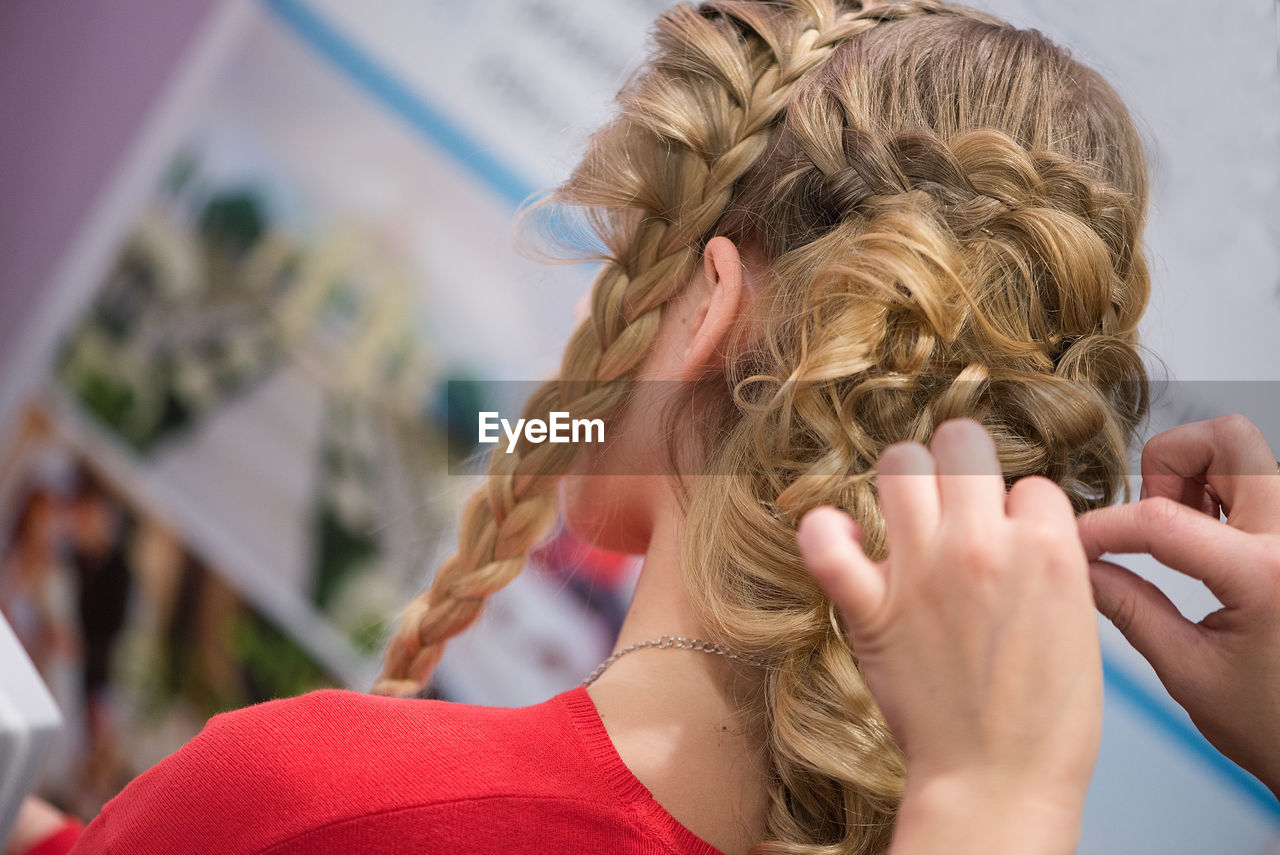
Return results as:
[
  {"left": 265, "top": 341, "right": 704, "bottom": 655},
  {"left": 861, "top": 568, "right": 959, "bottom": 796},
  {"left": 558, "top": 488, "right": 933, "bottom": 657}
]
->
[
  {"left": 1077, "top": 414, "right": 1280, "bottom": 799},
  {"left": 797, "top": 419, "right": 1100, "bottom": 855}
]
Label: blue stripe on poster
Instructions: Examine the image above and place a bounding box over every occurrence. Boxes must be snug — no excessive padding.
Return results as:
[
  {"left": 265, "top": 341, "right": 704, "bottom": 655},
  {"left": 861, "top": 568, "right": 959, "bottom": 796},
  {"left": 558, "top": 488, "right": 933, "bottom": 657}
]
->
[
  {"left": 262, "top": 0, "right": 1280, "bottom": 825},
  {"left": 261, "top": 0, "right": 536, "bottom": 208},
  {"left": 1104, "top": 656, "right": 1280, "bottom": 821}
]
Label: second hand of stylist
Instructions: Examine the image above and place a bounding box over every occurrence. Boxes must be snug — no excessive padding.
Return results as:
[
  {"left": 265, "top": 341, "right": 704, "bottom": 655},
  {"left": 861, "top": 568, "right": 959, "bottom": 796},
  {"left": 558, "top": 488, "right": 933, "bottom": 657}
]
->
[{"left": 1079, "top": 414, "right": 1280, "bottom": 799}]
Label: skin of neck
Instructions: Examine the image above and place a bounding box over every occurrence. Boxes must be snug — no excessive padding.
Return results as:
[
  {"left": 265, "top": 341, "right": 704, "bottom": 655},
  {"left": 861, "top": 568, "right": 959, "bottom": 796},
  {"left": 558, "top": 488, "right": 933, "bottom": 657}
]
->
[
  {"left": 584, "top": 475, "right": 769, "bottom": 854},
  {"left": 612, "top": 494, "right": 703, "bottom": 648}
]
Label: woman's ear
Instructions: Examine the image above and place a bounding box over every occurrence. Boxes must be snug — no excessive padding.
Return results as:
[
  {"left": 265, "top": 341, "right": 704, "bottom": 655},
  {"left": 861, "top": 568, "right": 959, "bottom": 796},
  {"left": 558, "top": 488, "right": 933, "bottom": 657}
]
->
[{"left": 681, "top": 236, "right": 746, "bottom": 382}]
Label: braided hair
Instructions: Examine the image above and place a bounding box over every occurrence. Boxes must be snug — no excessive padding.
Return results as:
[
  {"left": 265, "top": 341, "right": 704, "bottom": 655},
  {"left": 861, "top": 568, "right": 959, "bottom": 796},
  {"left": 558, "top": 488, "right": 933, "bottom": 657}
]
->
[{"left": 377, "top": 3, "right": 1151, "bottom": 851}]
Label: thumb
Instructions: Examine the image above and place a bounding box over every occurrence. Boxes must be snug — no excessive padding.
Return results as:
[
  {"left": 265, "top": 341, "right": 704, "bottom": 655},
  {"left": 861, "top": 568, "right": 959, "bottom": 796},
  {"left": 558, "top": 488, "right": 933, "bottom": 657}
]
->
[
  {"left": 1089, "top": 559, "right": 1202, "bottom": 679},
  {"left": 797, "top": 507, "right": 886, "bottom": 629}
]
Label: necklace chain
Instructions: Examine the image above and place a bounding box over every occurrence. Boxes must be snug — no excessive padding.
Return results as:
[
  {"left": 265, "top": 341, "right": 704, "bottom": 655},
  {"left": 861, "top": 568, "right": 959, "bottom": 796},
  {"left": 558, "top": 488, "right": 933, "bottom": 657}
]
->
[{"left": 582, "top": 634, "right": 765, "bottom": 688}]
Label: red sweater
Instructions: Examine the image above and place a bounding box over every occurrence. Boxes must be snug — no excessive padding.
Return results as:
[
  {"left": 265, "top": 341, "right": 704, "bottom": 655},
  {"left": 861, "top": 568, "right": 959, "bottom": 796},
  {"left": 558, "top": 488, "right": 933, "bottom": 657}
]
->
[{"left": 47, "top": 687, "right": 722, "bottom": 855}]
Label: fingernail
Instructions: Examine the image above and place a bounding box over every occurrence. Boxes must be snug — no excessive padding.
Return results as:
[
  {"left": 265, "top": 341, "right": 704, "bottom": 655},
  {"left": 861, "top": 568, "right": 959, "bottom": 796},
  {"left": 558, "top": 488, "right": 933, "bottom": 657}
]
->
[{"left": 797, "top": 510, "right": 840, "bottom": 558}]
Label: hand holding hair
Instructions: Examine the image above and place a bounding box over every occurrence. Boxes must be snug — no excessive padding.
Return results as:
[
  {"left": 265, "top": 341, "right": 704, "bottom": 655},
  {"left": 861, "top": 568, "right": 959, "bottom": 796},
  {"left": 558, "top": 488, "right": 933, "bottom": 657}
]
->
[
  {"left": 1078, "top": 414, "right": 1280, "bottom": 799},
  {"left": 797, "top": 418, "right": 1100, "bottom": 855}
]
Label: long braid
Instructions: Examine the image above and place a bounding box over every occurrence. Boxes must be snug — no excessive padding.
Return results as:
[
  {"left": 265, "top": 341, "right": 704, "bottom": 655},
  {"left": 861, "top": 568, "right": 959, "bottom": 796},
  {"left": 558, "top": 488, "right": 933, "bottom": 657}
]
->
[{"left": 373, "top": 0, "right": 907, "bottom": 697}]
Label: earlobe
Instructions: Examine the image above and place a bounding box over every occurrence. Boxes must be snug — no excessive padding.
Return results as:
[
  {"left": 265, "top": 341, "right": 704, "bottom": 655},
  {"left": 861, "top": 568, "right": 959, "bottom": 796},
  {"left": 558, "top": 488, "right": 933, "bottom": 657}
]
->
[{"left": 681, "top": 236, "right": 746, "bottom": 382}]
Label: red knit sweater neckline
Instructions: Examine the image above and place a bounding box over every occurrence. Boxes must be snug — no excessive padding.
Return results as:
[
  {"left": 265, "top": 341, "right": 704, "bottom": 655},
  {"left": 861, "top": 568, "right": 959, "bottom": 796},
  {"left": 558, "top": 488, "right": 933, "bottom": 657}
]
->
[{"left": 559, "top": 685, "right": 725, "bottom": 855}]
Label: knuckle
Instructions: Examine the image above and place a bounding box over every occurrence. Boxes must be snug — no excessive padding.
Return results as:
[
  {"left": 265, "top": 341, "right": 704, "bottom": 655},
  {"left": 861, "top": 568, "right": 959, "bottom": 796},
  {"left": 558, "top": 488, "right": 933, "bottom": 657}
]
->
[
  {"left": 1108, "top": 589, "right": 1141, "bottom": 635},
  {"left": 1138, "top": 496, "right": 1182, "bottom": 531},
  {"left": 1212, "top": 413, "right": 1262, "bottom": 446},
  {"left": 1020, "top": 518, "right": 1066, "bottom": 547},
  {"left": 1257, "top": 537, "right": 1280, "bottom": 580},
  {"left": 948, "top": 534, "right": 999, "bottom": 573},
  {"left": 1021, "top": 519, "right": 1086, "bottom": 573}
]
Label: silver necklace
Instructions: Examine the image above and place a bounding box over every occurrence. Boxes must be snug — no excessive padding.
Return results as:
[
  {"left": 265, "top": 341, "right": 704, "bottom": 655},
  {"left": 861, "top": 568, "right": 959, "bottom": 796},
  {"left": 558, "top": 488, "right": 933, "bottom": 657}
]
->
[{"left": 582, "top": 634, "right": 765, "bottom": 687}]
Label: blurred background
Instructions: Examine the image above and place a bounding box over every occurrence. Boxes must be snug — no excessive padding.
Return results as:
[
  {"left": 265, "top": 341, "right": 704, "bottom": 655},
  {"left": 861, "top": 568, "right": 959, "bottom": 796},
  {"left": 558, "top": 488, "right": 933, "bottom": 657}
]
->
[{"left": 0, "top": 1, "right": 1277, "bottom": 851}]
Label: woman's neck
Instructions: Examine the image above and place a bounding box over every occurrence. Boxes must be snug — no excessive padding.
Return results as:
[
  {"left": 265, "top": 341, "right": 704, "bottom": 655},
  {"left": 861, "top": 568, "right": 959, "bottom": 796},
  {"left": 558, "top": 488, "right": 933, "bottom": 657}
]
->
[
  {"left": 612, "top": 497, "right": 705, "bottom": 648},
  {"left": 585, "top": 485, "right": 768, "bottom": 855}
]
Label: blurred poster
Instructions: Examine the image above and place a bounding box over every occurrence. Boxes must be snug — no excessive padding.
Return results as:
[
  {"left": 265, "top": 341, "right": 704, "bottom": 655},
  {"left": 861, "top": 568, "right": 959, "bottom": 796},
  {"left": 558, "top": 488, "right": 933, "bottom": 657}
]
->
[{"left": 0, "top": 0, "right": 634, "bottom": 813}]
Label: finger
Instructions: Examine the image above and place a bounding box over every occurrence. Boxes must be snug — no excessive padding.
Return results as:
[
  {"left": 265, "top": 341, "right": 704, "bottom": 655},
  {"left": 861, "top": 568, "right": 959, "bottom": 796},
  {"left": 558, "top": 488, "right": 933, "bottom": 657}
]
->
[
  {"left": 798, "top": 507, "right": 886, "bottom": 629},
  {"left": 1077, "top": 498, "right": 1260, "bottom": 604},
  {"left": 1140, "top": 415, "right": 1280, "bottom": 534},
  {"left": 1138, "top": 470, "right": 1220, "bottom": 518},
  {"left": 930, "top": 419, "right": 1006, "bottom": 524},
  {"left": 1006, "top": 475, "right": 1076, "bottom": 527},
  {"left": 1088, "top": 559, "right": 1203, "bottom": 679},
  {"left": 875, "top": 441, "right": 941, "bottom": 551}
]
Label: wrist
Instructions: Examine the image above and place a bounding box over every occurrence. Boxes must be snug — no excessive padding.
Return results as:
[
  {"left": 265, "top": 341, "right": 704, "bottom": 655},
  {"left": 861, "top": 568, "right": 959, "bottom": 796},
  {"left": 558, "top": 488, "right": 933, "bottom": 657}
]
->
[{"left": 890, "top": 773, "right": 1084, "bottom": 855}]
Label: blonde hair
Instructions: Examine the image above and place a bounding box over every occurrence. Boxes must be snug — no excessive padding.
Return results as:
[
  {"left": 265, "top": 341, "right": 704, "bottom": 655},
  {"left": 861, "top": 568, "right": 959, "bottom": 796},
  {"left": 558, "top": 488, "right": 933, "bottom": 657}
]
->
[{"left": 376, "top": 2, "right": 1151, "bottom": 851}]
